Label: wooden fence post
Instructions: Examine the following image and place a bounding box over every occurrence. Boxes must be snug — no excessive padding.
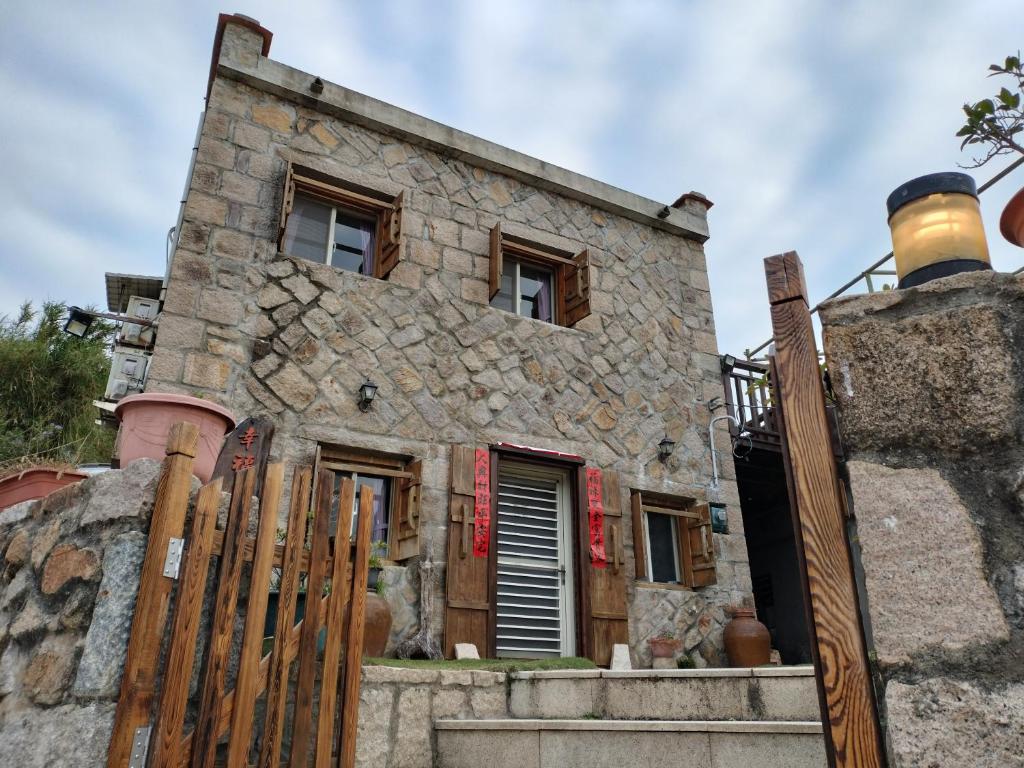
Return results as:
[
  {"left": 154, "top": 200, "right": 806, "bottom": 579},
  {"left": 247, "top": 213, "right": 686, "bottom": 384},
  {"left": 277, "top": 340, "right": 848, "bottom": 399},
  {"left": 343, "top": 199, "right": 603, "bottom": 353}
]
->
[
  {"left": 765, "top": 251, "right": 885, "bottom": 768},
  {"left": 107, "top": 422, "right": 200, "bottom": 768}
]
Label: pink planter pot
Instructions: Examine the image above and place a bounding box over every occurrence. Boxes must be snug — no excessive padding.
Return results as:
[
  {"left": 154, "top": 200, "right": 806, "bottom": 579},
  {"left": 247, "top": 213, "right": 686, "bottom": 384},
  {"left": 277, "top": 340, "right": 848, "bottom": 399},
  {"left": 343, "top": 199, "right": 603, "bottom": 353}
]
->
[
  {"left": 0, "top": 467, "right": 89, "bottom": 510},
  {"left": 114, "top": 393, "right": 236, "bottom": 482}
]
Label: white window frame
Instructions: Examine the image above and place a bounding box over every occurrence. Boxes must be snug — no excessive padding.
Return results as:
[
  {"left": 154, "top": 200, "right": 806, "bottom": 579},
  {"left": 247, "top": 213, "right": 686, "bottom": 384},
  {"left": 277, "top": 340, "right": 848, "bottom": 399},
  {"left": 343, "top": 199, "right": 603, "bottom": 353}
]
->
[
  {"left": 643, "top": 510, "right": 681, "bottom": 584},
  {"left": 495, "top": 462, "right": 576, "bottom": 658},
  {"left": 292, "top": 192, "right": 376, "bottom": 272},
  {"left": 505, "top": 259, "right": 555, "bottom": 320}
]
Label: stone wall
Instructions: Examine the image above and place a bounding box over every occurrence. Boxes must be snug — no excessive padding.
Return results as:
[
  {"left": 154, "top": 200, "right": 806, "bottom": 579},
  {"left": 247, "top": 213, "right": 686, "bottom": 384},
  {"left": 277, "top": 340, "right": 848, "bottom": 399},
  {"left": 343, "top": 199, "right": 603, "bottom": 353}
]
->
[
  {"left": 355, "top": 665, "right": 508, "bottom": 768},
  {"left": 820, "top": 271, "right": 1024, "bottom": 766},
  {"left": 0, "top": 461, "right": 163, "bottom": 767},
  {"left": 146, "top": 19, "right": 750, "bottom": 663}
]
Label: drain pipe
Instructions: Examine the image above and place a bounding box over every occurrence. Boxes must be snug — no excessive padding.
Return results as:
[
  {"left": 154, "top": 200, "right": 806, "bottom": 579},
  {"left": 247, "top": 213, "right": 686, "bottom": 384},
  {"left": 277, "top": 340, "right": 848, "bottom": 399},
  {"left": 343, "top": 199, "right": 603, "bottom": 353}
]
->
[{"left": 709, "top": 414, "right": 748, "bottom": 490}]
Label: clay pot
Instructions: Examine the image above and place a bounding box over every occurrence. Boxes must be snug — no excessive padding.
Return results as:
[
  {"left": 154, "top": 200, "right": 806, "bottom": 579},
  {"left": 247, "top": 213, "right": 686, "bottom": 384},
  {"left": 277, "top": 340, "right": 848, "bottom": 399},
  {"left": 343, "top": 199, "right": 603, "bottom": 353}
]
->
[
  {"left": 363, "top": 591, "right": 393, "bottom": 658},
  {"left": 1000, "top": 186, "right": 1024, "bottom": 248},
  {"left": 649, "top": 637, "right": 680, "bottom": 659},
  {"left": 724, "top": 608, "right": 771, "bottom": 667},
  {"left": 113, "top": 393, "right": 235, "bottom": 482},
  {"left": 0, "top": 467, "right": 88, "bottom": 510}
]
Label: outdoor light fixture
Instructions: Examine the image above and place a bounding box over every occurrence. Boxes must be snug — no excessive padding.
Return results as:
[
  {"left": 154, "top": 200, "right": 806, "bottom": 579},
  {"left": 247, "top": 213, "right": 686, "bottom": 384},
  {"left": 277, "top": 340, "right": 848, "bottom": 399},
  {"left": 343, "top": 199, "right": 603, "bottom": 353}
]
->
[
  {"left": 720, "top": 353, "right": 737, "bottom": 373},
  {"left": 657, "top": 436, "right": 676, "bottom": 461},
  {"left": 62, "top": 306, "right": 94, "bottom": 338},
  {"left": 357, "top": 380, "right": 378, "bottom": 412},
  {"left": 887, "top": 172, "right": 991, "bottom": 289}
]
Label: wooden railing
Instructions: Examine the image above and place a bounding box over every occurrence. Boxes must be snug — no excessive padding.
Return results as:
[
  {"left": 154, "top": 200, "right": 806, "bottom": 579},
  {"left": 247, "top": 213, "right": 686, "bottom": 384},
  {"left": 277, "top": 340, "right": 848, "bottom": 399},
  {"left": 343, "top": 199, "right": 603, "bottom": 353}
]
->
[{"left": 722, "top": 358, "right": 780, "bottom": 449}]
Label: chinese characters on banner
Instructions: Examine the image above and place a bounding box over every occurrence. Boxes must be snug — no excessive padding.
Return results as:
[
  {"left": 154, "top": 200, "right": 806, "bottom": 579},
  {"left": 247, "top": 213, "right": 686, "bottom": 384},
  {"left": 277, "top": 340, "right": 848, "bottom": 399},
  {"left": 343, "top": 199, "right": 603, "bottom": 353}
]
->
[
  {"left": 473, "top": 448, "right": 490, "bottom": 558},
  {"left": 586, "top": 467, "right": 607, "bottom": 568}
]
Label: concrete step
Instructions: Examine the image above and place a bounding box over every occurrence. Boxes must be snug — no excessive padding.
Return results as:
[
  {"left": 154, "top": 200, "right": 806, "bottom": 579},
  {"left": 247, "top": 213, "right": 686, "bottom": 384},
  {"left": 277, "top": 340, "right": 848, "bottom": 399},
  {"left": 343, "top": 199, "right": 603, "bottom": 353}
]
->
[
  {"left": 435, "top": 718, "right": 827, "bottom": 768},
  {"left": 509, "top": 666, "right": 819, "bottom": 721}
]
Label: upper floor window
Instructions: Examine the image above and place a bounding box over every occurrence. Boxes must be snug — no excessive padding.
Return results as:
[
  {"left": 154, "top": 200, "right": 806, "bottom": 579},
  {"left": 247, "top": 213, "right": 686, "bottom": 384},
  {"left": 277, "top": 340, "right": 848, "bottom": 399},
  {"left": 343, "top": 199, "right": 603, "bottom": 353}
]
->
[
  {"left": 487, "top": 224, "right": 591, "bottom": 327},
  {"left": 278, "top": 163, "right": 404, "bottom": 280}
]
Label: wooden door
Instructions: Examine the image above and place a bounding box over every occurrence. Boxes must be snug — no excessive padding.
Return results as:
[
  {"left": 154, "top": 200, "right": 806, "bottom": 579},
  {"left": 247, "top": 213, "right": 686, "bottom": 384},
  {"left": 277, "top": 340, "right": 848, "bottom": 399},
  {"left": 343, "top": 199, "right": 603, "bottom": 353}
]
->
[
  {"left": 581, "top": 467, "right": 629, "bottom": 665},
  {"left": 443, "top": 445, "right": 494, "bottom": 658}
]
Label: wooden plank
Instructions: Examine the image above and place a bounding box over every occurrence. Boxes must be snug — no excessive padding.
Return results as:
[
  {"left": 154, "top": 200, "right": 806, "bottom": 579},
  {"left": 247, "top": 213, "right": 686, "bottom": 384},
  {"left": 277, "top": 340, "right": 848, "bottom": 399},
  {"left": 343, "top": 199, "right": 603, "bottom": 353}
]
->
[
  {"left": 586, "top": 469, "right": 628, "bottom": 666},
  {"left": 288, "top": 470, "right": 334, "bottom": 767},
  {"left": 765, "top": 251, "right": 885, "bottom": 768},
  {"left": 192, "top": 467, "right": 258, "bottom": 768},
  {"left": 258, "top": 466, "right": 313, "bottom": 768},
  {"left": 211, "top": 532, "right": 326, "bottom": 573},
  {"left": 107, "top": 422, "right": 199, "bottom": 768},
  {"left": 630, "top": 490, "right": 648, "bottom": 580},
  {"left": 225, "top": 463, "right": 285, "bottom": 767},
  {"left": 338, "top": 484, "right": 374, "bottom": 768},
  {"left": 149, "top": 478, "right": 222, "bottom": 768},
  {"left": 314, "top": 479, "right": 356, "bottom": 767},
  {"left": 211, "top": 416, "right": 275, "bottom": 498}
]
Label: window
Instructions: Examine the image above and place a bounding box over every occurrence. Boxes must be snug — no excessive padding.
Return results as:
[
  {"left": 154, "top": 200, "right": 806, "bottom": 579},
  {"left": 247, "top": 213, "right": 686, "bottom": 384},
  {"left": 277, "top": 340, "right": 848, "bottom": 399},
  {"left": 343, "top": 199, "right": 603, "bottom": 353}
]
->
[
  {"left": 488, "top": 224, "right": 591, "bottom": 326},
  {"left": 315, "top": 446, "right": 421, "bottom": 561},
  {"left": 278, "top": 163, "right": 404, "bottom": 280},
  {"left": 630, "top": 489, "right": 717, "bottom": 588}
]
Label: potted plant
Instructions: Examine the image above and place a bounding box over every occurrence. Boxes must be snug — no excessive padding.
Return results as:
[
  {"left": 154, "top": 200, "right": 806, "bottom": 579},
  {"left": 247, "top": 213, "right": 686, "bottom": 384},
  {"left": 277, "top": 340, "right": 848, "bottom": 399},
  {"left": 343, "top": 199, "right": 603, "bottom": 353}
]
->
[
  {"left": 0, "top": 462, "right": 89, "bottom": 510},
  {"left": 649, "top": 632, "right": 681, "bottom": 660},
  {"left": 113, "top": 392, "right": 235, "bottom": 482},
  {"left": 956, "top": 52, "right": 1024, "bottom": 247}
]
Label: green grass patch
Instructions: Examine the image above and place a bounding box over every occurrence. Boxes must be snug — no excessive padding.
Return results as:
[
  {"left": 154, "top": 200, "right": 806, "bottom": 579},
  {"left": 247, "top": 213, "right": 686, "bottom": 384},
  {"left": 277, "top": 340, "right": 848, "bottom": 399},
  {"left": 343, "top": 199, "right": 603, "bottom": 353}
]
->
[{"left": 362, "top": 656, "right": 597, "bottom": 673}]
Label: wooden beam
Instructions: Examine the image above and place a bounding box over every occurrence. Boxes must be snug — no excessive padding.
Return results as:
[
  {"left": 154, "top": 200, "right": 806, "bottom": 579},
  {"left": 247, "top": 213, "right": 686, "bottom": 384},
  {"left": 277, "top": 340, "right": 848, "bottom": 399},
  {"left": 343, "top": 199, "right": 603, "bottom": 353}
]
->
[{"left": 765, "top": 251, "right": 885, "bottom": 768}]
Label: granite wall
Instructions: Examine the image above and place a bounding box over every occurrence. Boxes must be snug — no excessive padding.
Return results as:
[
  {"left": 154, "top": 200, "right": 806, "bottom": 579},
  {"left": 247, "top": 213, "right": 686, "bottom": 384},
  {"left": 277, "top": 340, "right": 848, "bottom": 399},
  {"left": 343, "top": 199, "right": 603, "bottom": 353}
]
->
[
  {"left": 145, "top": 19, "right": 751, "bottom": 664},
  {"left": 820, "top": 271, "right": 1024, "bottom": 766},
  {"left": 0, "top": 461, "right": 162, "bottom": 767}
]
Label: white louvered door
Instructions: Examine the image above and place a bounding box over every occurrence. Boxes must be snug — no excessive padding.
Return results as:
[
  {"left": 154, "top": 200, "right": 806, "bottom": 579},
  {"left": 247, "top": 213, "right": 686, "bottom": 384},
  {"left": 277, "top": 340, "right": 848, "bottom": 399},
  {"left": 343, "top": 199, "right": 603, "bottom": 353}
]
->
[{"left": 495, "top": 464, "right": 574, "bottom": 658}]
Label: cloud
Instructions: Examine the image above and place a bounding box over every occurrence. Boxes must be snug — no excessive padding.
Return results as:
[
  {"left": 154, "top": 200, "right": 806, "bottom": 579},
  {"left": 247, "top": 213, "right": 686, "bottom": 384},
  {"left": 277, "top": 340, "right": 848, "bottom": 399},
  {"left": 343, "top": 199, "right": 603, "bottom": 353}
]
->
[{"left": 0, "top": 0, "right": 1021, "bottom": 357}]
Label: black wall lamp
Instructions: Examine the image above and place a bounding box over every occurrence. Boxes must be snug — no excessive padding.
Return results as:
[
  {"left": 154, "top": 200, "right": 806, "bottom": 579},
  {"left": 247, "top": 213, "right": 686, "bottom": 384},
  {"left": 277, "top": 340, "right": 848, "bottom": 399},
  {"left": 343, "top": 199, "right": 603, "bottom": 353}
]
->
[
  {"left": 657, "top": 436, "right": 676, "bottom": 462},
  {"left": 357, "top": 380, "right": 378, "bottom": 412}
]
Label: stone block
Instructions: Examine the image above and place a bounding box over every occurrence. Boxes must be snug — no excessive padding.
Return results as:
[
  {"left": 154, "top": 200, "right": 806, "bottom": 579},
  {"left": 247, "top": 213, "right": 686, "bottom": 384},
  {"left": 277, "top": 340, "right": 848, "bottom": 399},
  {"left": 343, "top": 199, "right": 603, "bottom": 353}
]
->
[
  {"left": 41, "top": 545, "right": 99, "bottom": 594},
  {"left": 266, "top": 362, "right": 318, "bottom": 410},
  {"left": 30, "top": 520, "right": 61, "bottom": 569},
  {"left": 708, "top": 731, "right": 826, "bottom": 768},
  {"left": 454, "top": 643, "right": 479, "bottom": 660},
  {"left": 820, "top": 272, "right": 1024, "bottom": 453},
  {"left": 847, "top": 461, "right": 1009, "bottom": 665},
  {"left": 0, "top": 702, "right": 116, "bottom": 768},
  {"left": 211, "top": 228, "right": 254, "bottom": 260},
  {"left": 436, "top": 729, "right": 540, "bottom": 768},
  {"left": 197, "top": 287, "right": 244, "bottom": 325},
  {"left": 392, "top": 687, "right": 432, "bottom": 768},
  {"left": 355, "top": 686, "right": 394, "bottom": 768},
  {"left": 885, "top": 678, "right": 1024, "bottom": 767},
  {"left": 183, "top": 353, "right": 231, "bottom": 390},
  {"left": 155, "top": 315, "right": 206, "bottom": 350},
  {"left": 5, "top": 529, "right": 30, "bottom": 567},
  {"left": 73, "top": 532, "right": 146, "bottom": 698},
  {"left": 79, "top": 460, "right": 161, "bottom": 526},
  {"left": 509, "top": 678, "right": 597, "bottom": 719},
  {"left": 252, "top": 104, "right": 294, "bottom": 133},
  {"left": 470, "top": 684, "right": 508, "bottom": 718},
  {"left": 539, "top": 730, "right": 712, "bottom": 768},
  {"left": 23, "top": 635, "right": 77, "bottom": 705}
]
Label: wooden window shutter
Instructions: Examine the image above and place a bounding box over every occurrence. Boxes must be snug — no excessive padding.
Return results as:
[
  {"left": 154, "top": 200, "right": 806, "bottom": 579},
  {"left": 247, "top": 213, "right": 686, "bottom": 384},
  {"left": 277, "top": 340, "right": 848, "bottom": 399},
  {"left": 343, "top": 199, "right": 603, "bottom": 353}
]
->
[
  {"left": 583, "top": 468, "right": 629, "bottom": 666},
  {"left": 488, "top": 223, "right": 503, "bottom": 299},
  {"left": 375, "top": 190, "right": 404, "bottom": 279},
  {"left": 390, "top": 458, "right": 422, "bottom": 562},
  {"left": 277, "top": 161, "right": 295, "bottom": 252},
  {"left": 629, "top": 489, "right": 647, "bottom": 581},
  {"left": 562, "top": 248, "right": 591, "bottom": 326},
  {"left": 443, "top": 445, "right": 494, "bottom": 658},
  {"left": 680, "top": 502, "right": 717, "bottom": 588}
]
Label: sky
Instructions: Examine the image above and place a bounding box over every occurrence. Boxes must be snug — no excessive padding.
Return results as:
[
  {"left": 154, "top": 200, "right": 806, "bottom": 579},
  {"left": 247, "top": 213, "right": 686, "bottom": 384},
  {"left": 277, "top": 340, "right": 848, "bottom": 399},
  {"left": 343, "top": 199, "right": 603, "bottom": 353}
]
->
[{"left": 1, "top": 1, "right": 1021, "bottom": 357}]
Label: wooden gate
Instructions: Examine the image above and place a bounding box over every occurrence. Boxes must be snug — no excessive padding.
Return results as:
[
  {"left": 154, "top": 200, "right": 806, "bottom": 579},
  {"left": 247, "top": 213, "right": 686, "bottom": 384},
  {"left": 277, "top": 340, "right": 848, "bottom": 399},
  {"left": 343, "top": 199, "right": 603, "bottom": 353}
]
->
[{"left": 106, "top": 422, "right": 373, "bottom": 768}]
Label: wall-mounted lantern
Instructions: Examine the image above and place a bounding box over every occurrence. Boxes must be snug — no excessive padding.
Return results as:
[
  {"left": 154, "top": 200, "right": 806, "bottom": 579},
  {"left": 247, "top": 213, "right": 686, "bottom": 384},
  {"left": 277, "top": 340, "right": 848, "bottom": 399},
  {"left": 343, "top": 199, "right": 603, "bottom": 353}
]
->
[
  {"left": 720, "top": 353, "right": 737, "bottom": 373},
  {"left": 62, "top": 306, "right": 95, "bottom": 338},
  {"left": 887, "top": 172, "right": 991, "bottom": 288},
  {"left": 657, "top": 436, "right": 676, "bottom": 462},
  {"left": 357, "top": 380, "right": 378, "bottom": 412}
]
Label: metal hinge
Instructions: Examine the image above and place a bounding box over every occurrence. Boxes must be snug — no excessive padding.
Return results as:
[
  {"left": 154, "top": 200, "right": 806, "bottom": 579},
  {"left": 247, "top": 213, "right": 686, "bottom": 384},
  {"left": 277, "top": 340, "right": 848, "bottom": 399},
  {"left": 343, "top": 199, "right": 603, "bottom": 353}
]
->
[
  {"left": 163, "top": 537, "right": 185, "bottom": 579},
  {"left": 559, "top": 565, "right": 567, "bottom": 586},
  {"left": 128, "top": 724, "right": 151, "bottom": 768}
]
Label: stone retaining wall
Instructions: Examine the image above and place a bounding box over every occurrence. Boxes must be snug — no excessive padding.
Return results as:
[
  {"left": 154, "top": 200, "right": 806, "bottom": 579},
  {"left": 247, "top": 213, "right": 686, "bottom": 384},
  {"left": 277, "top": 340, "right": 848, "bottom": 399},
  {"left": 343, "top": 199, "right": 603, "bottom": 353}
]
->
[
  {"left": 820, "top": 271, "right": 1024, "bottom": 766},
  {"left": 0, "top": 460, "right": 163, "bottom": 767},
  {"left": 355, "top": 665, "right": 508, "bottom": 768}
]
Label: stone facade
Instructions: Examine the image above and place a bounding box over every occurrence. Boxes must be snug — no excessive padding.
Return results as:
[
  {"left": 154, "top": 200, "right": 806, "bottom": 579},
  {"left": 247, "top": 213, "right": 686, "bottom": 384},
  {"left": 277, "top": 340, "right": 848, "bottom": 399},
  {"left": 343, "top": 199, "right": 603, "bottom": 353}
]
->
[
  {"left": 820, "top": 271, "right": 1024, "bottom": 767},
  {"left": 146, "top": 18, "right": 750, "bottom": 666},
  {"left": 0, "top": 461, "right": 162, "bottom": 767}
]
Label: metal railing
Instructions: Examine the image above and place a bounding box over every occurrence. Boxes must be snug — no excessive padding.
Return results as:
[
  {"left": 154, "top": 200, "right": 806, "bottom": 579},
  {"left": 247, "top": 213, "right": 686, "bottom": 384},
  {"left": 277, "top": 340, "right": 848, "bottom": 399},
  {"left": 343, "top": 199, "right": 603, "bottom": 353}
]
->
[{"left": 744, "top": 156, "right": 1024, "bottom": 360}]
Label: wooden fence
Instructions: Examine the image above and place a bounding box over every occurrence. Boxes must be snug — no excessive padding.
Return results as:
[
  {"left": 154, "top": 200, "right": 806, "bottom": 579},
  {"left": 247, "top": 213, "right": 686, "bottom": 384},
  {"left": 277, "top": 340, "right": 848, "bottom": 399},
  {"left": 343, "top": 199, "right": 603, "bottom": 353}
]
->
[{"left": 106, "top": 422, "right": 373, "bottom": 767}]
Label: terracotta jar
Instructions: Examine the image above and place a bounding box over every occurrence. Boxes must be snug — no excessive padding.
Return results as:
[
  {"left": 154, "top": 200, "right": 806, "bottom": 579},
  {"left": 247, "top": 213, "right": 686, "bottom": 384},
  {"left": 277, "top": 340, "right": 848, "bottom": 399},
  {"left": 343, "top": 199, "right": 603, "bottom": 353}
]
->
[
  {"left": 1000, "top": 186, "right": 1024, "bottom": 248},
  {"left": 723, "top": 608, "right": 771, "bottom": 667},
  {"left": 363, "top": 590, "right": 393, "bottom": 658}
]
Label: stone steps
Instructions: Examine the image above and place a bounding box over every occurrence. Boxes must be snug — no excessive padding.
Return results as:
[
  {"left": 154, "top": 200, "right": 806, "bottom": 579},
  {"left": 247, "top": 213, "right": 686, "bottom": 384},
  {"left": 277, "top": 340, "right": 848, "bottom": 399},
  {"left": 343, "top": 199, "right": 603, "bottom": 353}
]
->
[
  {"left": 435, "top": 718, "right": 827, "bottom": 768},
  {"left": 508, "top": 665, "right": 819, "bottom": 721}
]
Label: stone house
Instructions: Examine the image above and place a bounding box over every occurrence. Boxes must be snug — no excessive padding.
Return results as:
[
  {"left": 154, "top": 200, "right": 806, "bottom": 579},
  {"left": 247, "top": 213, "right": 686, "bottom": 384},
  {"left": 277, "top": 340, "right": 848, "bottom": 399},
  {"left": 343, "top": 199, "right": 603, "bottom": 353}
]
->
[{"left": 145, "top": 13, "right": 751, "bottom": 667}]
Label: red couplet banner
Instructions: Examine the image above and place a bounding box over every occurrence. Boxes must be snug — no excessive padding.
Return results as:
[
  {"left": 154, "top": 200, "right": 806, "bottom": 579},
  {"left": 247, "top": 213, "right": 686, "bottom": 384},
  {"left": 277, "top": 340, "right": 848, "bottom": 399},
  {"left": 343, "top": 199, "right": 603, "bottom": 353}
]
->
[
  {"left": 473, "top": 448, "right": 491, "bottom": 557},
  {"left": 586, "top": 467, "right": 606, "bottom": 568}
]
